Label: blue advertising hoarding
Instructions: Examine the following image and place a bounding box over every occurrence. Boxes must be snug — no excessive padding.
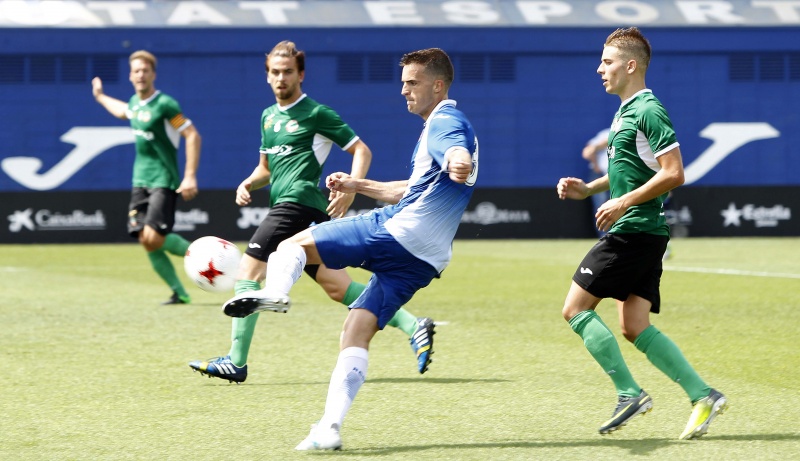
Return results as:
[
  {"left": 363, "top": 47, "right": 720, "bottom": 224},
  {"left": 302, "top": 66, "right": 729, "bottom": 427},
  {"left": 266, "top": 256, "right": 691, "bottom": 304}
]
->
[
  {"left": 0, "top": 9, "right": 798, "bottom": 240},
  {"left": 1, "top": 26, "right": 799, "bottom": 193}
]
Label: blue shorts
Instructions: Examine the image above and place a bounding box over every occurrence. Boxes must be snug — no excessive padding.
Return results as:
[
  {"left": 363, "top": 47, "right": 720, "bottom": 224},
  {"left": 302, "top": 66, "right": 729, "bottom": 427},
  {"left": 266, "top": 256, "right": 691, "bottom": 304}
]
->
[{"left": 312, "top": 211, "right": 439, "bottom": 329}]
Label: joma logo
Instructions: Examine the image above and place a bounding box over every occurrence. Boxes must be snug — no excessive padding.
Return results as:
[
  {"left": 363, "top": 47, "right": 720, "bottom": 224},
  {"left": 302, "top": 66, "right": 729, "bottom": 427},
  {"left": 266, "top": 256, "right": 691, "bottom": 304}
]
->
[
  {"left": 0, "top": 123, "right": 781, "bottom": 191},
  {"left": 2, "top": 127, "right": 134, "bottom": 191}
]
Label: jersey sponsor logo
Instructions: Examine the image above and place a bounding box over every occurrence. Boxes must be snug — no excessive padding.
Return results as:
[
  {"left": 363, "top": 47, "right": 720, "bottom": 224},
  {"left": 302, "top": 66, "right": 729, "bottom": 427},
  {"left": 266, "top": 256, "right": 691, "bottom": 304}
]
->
[
  {"left": 285, "top": 120, "right": 299, "bottom": 133},
  {"left": 580, "top": 267, "right": 593, "bottom": 275},
  {"left": 132, "top": 128, "right": 155, "bottom": 141},
  {"left": 7, "top": 207, "right": 106, "bottom": 232},
  {"left": 720, "top": 202, "right": 791, "bottom": 228},
  {"left": 263, "top": 145, "right": 293, "bottom": 156}
]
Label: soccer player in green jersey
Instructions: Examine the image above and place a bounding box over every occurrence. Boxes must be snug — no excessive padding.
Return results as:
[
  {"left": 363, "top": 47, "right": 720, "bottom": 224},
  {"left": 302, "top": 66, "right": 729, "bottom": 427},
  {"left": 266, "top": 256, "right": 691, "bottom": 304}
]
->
[
  {"left": 188, "top": 41, "right": 434, "bottom": 383},
  {"left": 92, "top": 50, "right": 201, "bottom": 305},
  {"left": 557, "top": 27, "right": 727, "bottom": 440}
]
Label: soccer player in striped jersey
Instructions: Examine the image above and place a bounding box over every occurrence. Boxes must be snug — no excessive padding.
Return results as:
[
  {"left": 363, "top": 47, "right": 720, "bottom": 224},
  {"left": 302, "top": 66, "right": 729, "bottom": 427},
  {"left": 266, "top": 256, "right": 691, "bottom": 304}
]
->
[
  {"left": 222, "top": 47, "right": 478, "bottom": 450},
  {"left": 92, "top": 50, "right": 201, "bottom": 305},
  {"left": 557, "top": 27, "right": 727, "bottom": 440}
]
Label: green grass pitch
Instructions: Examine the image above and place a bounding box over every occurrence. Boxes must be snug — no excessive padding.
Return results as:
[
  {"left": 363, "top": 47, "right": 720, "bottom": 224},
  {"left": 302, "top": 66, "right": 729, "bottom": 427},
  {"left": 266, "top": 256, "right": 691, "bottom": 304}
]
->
[{"left": 2, "top": 238, "right": 799, "bottom": 460}]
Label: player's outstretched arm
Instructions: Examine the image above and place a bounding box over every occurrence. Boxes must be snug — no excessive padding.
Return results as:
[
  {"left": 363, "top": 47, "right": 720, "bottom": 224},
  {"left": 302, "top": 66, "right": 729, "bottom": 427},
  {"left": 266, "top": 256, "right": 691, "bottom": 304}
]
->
[
  {"left": 327, "top": 139, "right": 372, "bottom": 218},
  {"left": 327, "top": 172, "right": 407, "bottom": 205},
  {"left": 91, "top": 77, "right": 128, "bottom": 120}
]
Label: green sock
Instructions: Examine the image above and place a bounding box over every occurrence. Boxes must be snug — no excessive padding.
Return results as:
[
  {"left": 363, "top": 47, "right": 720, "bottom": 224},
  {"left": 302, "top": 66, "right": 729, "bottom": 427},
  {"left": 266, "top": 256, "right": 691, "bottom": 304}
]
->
[
  {"left": 147, "top": 249, "right": 189, "bottom": 299},
  {"left": 228, "top": 280, "right": 261, "bottom": 367},
  {"left": 387, "top": 308, "right": 420, "bottom": 337},
  {"left": 569, "top": 310, "right": 640, "bottom": 398},
  {"left": 634, "top": 325, "right": 711, "bottom": 403},
  {"left": 341, "top": 281, "right": 366, "bottom": 306},
  {"left": 342, "top": 281, "right": 418, "bottom": 337},
  {"left": 163, "top": 233, "right": 191, "bottom": 257}
]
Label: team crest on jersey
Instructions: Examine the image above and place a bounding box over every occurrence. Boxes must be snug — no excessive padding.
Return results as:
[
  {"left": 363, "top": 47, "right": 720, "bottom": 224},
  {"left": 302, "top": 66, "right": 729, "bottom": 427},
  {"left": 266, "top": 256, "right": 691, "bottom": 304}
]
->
[
  {"left": 286, "top": 120, "right": 299, "bottom": 133},
  {"left": 264, "top": 114, "right": 275, "bottom": 130},
  {"left": 137, "top": 111, "right": 152, "bottom": 123},
  {"left": 611, "top": 116, "right": 624, "bottom": 133}
]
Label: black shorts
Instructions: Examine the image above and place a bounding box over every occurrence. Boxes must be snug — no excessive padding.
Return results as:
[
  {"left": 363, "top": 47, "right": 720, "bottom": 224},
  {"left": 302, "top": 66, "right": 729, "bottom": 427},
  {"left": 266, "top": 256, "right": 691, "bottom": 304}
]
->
[
  {"left": 572, "top": 233, "right": 669, "bottom": 313},
  {"left": 246, "top": 202, "right": 330, "bottom": 279},
  {"left": 128, "top": 187, "right": 177, "bottom": 238}
]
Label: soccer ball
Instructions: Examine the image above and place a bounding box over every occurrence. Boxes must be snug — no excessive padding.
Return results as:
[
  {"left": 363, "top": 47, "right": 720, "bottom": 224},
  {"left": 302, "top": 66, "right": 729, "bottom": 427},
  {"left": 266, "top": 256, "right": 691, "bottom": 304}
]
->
[{"left": 184, "top": 236, "right": 242, "bottom": 293}]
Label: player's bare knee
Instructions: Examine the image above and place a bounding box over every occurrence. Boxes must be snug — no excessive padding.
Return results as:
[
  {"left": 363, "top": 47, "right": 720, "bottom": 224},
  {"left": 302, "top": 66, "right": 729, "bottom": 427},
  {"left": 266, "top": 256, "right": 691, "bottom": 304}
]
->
[
  {"left": 619, "top": 322, "right": 646, "bottom": 343},
  {"left": 620, "top": 328, "right": 638, "bottom": 343},
  {"left": 562, "top": 304, "right": 579, "bottom": 322},
  {"left": 140, "top": 236, "right": 161, "bottom": 252}
]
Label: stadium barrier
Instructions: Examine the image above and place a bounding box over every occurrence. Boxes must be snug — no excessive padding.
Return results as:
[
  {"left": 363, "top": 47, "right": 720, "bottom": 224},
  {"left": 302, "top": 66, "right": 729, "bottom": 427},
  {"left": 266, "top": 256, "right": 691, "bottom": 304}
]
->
[{"left": 2, "top": 186, "right": 796, "bottom": 244}]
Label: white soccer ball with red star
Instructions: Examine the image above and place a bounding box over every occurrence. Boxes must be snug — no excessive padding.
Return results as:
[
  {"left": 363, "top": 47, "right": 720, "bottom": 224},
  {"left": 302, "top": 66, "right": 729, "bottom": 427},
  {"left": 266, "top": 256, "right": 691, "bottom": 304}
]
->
[{"left": 184, "top": 236, "right": 242, "bottom": 293}]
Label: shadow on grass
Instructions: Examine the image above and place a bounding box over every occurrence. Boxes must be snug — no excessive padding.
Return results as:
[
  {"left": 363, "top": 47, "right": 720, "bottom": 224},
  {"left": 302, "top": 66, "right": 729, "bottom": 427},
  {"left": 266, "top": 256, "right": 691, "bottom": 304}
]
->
[
  {"left": 228, "top": 377, "right": 511, "bottom": 387},
  {"left": 331, "top": 433, "right": 800, "bottom": 457},
  {"left": 368, "top": 377, "right": 510, "bottom": 384}
]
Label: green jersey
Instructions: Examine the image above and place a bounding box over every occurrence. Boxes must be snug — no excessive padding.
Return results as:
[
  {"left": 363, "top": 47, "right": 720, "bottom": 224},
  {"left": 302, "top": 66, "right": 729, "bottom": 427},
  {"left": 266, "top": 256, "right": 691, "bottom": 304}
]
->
[
  {"left": 259, "top": 94, "right": 358, "bottom": 212},
  {"left": 126, "top": 91, "right": 190, "bottom": 190},
  {"left": 607, "top": 89, "right": 679, "bottom": 236}
]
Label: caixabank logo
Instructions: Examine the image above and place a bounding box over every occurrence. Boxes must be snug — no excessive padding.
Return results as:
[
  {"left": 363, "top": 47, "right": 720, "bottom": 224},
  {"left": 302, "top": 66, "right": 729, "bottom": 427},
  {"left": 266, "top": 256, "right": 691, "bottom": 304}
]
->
[
  {"left": 721, "top": 202, "right": 792, "bottom": 228},
  {"left": 7, "top": 207, "right": 106, "bottom": 232}
]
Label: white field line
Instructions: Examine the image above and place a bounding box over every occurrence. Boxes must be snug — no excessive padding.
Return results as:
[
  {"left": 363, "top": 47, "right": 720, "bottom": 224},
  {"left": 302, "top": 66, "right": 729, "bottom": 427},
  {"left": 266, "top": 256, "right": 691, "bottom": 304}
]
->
[{"left": 665, "top": 266, "right": 800, "bottom": 279}]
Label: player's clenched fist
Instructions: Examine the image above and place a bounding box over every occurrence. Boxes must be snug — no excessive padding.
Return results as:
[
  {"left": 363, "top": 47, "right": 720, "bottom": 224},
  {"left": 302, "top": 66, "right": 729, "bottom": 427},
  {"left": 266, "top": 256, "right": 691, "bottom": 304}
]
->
[
  {"left": 326, "top": 172, "right": 357, "bottom": 194},
  {"left": 557, "top": 177, "right": 589, "bottom": 200}
]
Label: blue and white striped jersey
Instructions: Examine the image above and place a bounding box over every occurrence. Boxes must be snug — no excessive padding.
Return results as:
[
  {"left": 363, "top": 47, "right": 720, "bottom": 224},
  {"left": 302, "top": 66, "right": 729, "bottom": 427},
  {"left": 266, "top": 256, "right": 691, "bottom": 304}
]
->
[{"left": 381, "top": 99, "right": 478, "bottom": 273}]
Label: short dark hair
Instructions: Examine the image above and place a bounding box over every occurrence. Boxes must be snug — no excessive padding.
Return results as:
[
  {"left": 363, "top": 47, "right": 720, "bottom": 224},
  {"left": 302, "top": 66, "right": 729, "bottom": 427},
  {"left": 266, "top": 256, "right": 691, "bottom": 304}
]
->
[
  {"left": 605, "top": 27, "right": 651, "bottom": 70},
  {"left": 399, "top": 48, "right": 454, "bottom": 89},
  {"left": 265, "top": 40, "right": 305, "bottom": 73}
]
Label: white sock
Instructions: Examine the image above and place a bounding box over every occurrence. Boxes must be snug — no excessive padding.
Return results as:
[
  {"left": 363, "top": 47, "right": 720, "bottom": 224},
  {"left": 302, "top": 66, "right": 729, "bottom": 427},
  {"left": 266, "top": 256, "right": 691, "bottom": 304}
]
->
[
  {"left": 264, "top": 242, "right": 306, "bottom": 295},
  {"left": 318, "top": 347, "right": 368, "bottom": 430}
]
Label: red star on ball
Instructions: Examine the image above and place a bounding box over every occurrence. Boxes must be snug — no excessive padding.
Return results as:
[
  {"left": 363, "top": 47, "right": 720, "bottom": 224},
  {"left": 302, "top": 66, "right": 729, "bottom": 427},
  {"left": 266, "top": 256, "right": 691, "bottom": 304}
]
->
[{"left": 199, "top": 261, "right": 224, "bottom": 285}]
